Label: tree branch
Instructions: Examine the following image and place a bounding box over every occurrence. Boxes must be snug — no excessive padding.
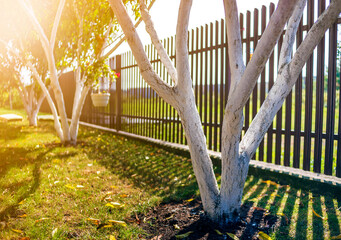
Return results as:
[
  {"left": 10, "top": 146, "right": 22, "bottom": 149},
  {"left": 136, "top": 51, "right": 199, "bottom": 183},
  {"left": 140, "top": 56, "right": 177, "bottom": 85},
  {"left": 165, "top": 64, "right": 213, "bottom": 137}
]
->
[
  {"left": 107, "top": 0, "right": 177, "bottom": 107},
  {"left": 101, "top": 0, "right": 156, "bottom": 60},
  {"left": 175, "top": 0, "right": 192, "bottom": 90},
  {"left": 223, "top": 0, "right": 245, "bottom": 88},
  {"left": 227, "top": 0, "right": 299, "bottom": 112},
  {"left": 278, "top": 0, "right": 306, "bottom": 69},
  {"left": 139, "top": 0, "right": 177, "bottom": 85},
  {"left": 50, "top": 0, "right": 66, "bottom": 50},
  {"left": 240, "top": 0, "right": 341, "bottom": 158}
]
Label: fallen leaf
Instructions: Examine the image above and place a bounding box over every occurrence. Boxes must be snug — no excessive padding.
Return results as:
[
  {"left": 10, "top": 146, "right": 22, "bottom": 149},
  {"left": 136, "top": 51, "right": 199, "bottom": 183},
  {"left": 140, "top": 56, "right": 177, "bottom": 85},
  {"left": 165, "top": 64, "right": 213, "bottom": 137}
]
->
[
  {"left": 215, "top": 229, "right": 223, "bottom": 235},
  {"left": 18, "top": 200, "right": 25, "bottom": 205},
  {"left": 108, "top": 220, "right": 127, "bottom": 227},
  {"left": 64, "top": 184, "right": 75, "bottom": 190},
  {"left": 165, "top": 214, "right": 174, "bottom": 220},
  {"left": 331, "top": 234, "right": 341, "bottom": 239},
  {"left": 19, "top": 237, "right": 30, "bottom": 240},
  {"left": 151, "top": 235, "right": 163, "bottom": 240},
  {"left": 11, "top": 228, "right": 23, "bottom": 234},
  {"left": 119, "top": 194, "right": 128, "bottom": 198},
  {"left": 270, "top": 193, "right": 280, "bottom": 197},
  {"left": 52, "top": 228, "right": 58, "bottom": 237},
  {"left": 18, "top": 214, "right": 27, "bottom": 218},
  {"left": 261, "top": 180, "right": 279, "bottom": 187},
  {"left": 312, "top": 209, "right": 325, "bottom": 219},
  {"left": 174, "top": 224, "right": 180, "bottom": 230},
  {"left": 35, "top": 218, "right": 49, "bottom": 223},
  {"left": 109, "top": 235, "right": 116, "bottom": 240},
  {"left": 175, "top": 231, "right": 194, "bottom": 239},
  {"left": 186, "top": 198, "right": 194, "bottom": 202},
  {"left": 258, "top": 231, "right": 272, "bottom": 240},
  {"left": 226, "top": 232, "right": 239, "bottom": 239},
  {"left": 87, "top": 218, "right": 100, "bottom": 225},
  {"left": 106, "top": 202, "right": 124, "bottom": 208},
  {"left": 76, "top": 185, "right": 85, "bottom": 188}
]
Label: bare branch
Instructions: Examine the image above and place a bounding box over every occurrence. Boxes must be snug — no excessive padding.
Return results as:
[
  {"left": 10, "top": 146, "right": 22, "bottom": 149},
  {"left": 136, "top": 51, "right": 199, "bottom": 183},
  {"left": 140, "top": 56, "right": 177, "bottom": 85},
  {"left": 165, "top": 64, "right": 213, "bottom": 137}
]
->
[
  {"left": 240, "top": 0, "right": 341, "bottom": 158},
  {"left": 278, "top": 0, "right": 306, "bottom": 69},
  {"left": 175, "top": 0, "right": 192, "bottom": 90},
  {"left": 223, "top": 0, "right": 245, "bottom": 87},
  {"left": 101, "top": 0, "right": 156, "bottom": 60},
  {"left": 50, "top": 0, "right": 66, "bottom": 50},
  {"left": 227, "top": 0, "right": 299, "bottom": 112},
  {"left": 107, "top": 0, "right": 176, "bottom": 106},
  {"left": 139, "top": 0, "right": 177, "bottom": 85}
]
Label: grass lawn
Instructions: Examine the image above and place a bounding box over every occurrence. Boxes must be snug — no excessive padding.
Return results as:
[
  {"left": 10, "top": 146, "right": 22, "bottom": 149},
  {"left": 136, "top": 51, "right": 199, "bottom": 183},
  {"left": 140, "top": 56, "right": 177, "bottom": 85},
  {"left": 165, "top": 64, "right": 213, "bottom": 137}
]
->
[{"left": 0, "top": 108, "right": 341, "bottom": 239}]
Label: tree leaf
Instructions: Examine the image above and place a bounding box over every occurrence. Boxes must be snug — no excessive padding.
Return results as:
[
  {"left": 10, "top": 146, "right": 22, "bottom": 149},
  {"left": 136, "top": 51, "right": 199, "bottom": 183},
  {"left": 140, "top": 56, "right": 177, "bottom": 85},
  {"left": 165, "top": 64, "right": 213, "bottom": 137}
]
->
[
  {"left": 312, "top": 209, "right": 325, "bottom": 219},
  {"left": 261, "top": 180, "right": 279, "bottom": 187},
  {"left": 226, "top": 232, "right": 238, "bottom": 239},
  {"left": 108, "top": 220, "right": 127, "bottom": 227},
  {"left": 35, "top": 218, "right": 49, "bottom": 223},
  {"left": 175, "top": 231, "right": 194, "bottom": 239},
  {"left": 11, "top": 228, "right": 23, "bottom": 234},
  {"left": 331, "top": 234, "right": 341, "bottom": 239},
  {"left": 258, "top": 231, "right": 272, "bottom": 240}
]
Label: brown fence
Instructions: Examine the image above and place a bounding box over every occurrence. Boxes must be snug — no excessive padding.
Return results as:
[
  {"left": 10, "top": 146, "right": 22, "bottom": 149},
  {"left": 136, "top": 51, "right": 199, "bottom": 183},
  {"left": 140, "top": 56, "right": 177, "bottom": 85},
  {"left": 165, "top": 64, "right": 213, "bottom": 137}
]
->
[{"left": 80, "top": 0, "right": 341, "bottom": 177}]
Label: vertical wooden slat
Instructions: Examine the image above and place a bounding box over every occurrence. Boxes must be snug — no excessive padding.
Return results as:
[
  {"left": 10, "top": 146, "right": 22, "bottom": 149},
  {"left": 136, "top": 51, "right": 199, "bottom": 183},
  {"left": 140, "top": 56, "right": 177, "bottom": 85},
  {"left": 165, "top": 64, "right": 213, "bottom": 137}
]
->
[
  {"left": 267, "top": 3, "right": 275, "bottom": 164},
  {"left": 259, "top": 5, "right": 267, "bottom": 162},
  {"left": 209, "top": 22, "right": 213, "bottom": 150},
  {"left": 303, "top": 0, "right": 314, "bottom": 171},
  {"left": 219, "top": 18, "right": 225, "bottom": 152},
  {"left": 275, "top": 34, "right": 283, "bottom": 165},
  {"left": 199, "top": 26, "right": 204, "bottom": 129},
  {"left": 195, "top": 28, "right": 199, "bottom": 107},
  {"left": 325, "top": 21, "right": 337, "bottom": 175},
  {"left": 116, "top": 55, "right": 122, "bottom": 131},
  {"left": 204, "top": 24, "right": 209, "bottom": 143},
  {"left": 337, "top": 55, "right": 341, "bottom": 177},
  {"left": 293, "top": 18, "right": 303, "bottom": 169},
  {"left": 245, "top": 11, "right": 251, "bottom": 132},
  {"left": 252, "top": 8, "right": 259, "bottom": 159},
  {"left": 214, "top": 20, "right": 219, "bottom": 151},
  {"left": 313, "top": 0, "right": 325, "bottom": 173}
]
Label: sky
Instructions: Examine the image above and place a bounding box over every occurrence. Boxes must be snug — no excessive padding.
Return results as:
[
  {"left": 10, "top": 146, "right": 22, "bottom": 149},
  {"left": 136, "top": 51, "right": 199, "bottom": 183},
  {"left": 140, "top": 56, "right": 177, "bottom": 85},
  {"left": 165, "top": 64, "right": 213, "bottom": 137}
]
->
[{"left": 114, "top": 0, "right": 279, "bottom": 54}]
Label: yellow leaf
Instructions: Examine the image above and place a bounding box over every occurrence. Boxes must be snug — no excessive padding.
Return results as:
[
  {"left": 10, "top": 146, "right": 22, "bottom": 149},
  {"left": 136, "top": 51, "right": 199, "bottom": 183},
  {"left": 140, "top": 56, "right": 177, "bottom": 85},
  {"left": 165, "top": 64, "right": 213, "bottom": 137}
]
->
[
  {"left": 174, "top": 224, "right": 180, "bottom": 230},
  {"left": 108, "top": 220, "right": 127, "bottom": 227},
  {"left": 215, "top": 229, "right": 223, "bottom": 235},
  {"left": 19, "top": 237, "right": 30, "bottom": 240},
  {"left": 270, "top": 193, "right": 280, "bottom": 197},
  {"left": 312, "top": 209, "right": 325, "bottom": 219},
  {"left": 258, "top": 231, "right": 272, "bottom": 240},
  {"left": 11, "top": 228, "right": 23, "bottom": 234},
  {"left": 18, "top": 200, "right": 25, "bottom": 205},
  {"left": 103, "top": 224, "right": 114, "bottom": 228},
  {"left": 226, "top": 232, "right": 239, "bottom": 239},
  {"left": 186, "top": 198, "right": 194, "bottom": 202},
  {"left": 331, "top": 234, "right": 341, "bottom": 239},
  {"left": 119, "top": 194, "right": 128, "bottom": 198},
  {"left": 165, "top": 214, "right": 174, "bottom": 220},
  {"left": 35, "top": 217, "right": 49, "bottom": 223},
  {"left": 109, "top": 235, "right": 116, "bottom": 240},
  {"left": 175, "top": 231, "right": 194, "bottom": 239},
  {"left": 87, "top": 218, "right": 100, "bottom": 225},
  {"left": 18, "top": 214, "right": 27, "bottom": 218},
  {"left": 76, "top": 185, "right": 85, "bottom": 188},
  {"left": 261, "top": 180, "right": 279, "bottom": 187},
  {"left": 65, "top": 184, "right": 75, "bottom": 190}
]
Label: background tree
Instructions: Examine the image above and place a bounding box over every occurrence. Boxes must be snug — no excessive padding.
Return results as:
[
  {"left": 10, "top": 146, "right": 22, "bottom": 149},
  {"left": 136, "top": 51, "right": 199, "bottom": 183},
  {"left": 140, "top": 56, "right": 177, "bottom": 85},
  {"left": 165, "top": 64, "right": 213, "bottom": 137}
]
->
[{"left": 107, "top": 0, "right": 341, "bottom": 225}]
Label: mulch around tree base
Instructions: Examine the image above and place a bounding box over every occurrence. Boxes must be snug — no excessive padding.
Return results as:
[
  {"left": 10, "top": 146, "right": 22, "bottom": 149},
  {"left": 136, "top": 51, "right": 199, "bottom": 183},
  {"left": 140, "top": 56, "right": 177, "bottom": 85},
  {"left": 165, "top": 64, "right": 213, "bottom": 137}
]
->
[{"left": 136, "top": 199, "right": 284, "bottom": 240}]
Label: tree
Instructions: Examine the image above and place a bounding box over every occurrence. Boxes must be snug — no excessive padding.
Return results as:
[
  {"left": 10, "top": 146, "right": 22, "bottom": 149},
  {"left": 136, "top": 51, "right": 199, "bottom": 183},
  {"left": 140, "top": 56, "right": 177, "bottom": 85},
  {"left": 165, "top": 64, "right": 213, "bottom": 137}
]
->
[
  {"left": 107, "top": 0, "right": 341, "bottom": 225},
  {"left": 16, "top": 0, "right": 122, "bottom": 143},
  {"left": 0, "top": 0, "right": 48, "bottom": 125}
]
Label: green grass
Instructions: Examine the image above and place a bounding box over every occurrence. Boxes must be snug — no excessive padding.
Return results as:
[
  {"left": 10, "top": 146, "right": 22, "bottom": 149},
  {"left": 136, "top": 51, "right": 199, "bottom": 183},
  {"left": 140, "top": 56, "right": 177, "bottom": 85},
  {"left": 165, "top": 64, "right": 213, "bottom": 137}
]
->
[{"left": 0, "top": 108, "right": 341, "bottom": 239}]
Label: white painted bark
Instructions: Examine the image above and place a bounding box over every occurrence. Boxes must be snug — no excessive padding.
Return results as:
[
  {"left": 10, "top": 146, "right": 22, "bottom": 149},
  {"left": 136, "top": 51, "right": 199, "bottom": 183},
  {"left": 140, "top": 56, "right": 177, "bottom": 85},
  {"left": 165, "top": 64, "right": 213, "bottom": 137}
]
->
[{"left": 139, "top": 0, "right": 177, "bottom": 85}]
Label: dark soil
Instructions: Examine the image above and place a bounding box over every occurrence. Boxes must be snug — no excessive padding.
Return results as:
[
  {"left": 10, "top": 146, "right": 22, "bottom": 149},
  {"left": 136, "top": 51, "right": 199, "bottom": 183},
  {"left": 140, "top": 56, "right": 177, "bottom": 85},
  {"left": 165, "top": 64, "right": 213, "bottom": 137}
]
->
[{"left": 135, "top": 199, "right": 285, "bottom": 240}]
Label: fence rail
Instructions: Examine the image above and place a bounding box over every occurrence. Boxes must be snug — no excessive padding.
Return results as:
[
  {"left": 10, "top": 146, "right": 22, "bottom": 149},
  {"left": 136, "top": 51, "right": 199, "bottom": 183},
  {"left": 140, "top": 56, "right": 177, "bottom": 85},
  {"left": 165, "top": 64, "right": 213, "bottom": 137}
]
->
[{"left": 79, "top": 0, "right": 341, "bottom": 177}]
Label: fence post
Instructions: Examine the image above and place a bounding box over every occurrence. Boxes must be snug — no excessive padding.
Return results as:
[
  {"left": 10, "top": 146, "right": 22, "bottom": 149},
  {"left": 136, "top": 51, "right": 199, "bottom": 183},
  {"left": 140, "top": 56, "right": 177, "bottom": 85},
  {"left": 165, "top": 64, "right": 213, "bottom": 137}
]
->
[{"left": 114, "top": 55, "right": 122, "bottom": 131}]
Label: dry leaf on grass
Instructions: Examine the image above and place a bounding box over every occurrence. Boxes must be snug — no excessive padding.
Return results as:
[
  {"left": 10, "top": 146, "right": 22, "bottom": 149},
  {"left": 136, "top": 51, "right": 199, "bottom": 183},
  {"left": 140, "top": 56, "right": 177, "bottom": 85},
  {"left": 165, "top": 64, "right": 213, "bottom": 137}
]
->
[
  {"left": 258, "top": 231, "right": 272, "bottom": 240},
  {"left": 175, "top": 231, "right": 194, "bottom": 239},
  {"left": 226, "top": 232, "right": 239, "bottom": 239},
  {"left": 108, "top": 220, "right": 127, "bottom": 227},
  {"left": 312, "top": 209, "right": 325, "bottom": 219}
]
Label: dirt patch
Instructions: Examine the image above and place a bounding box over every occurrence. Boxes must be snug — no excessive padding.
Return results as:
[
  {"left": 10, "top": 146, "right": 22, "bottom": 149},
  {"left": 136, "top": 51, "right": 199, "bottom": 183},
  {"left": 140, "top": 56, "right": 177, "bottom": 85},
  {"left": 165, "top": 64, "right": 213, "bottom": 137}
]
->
[{"left": 136, "top": 199, "right": 283, "bottom": 239}]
